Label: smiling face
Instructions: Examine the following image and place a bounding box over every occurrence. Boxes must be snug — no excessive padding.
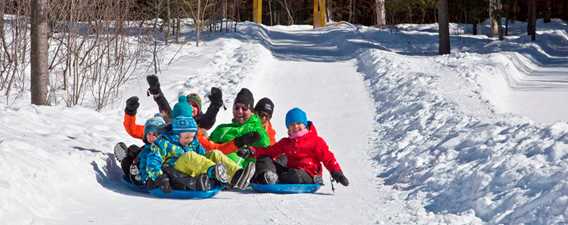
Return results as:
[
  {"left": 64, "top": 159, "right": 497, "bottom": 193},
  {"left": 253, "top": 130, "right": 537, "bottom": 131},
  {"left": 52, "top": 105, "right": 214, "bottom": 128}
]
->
[
  {"left": 233, "top": 103, "right": 253, "bottom": 124},
  {"left": 287, "top": 122, "right": 306, "bottom": 134},
  {"left": 146, "top": 132, "right": 159, "bottom": 143},
  {"left": 178, "top": 132, "right": 196, "bottom": 146}
]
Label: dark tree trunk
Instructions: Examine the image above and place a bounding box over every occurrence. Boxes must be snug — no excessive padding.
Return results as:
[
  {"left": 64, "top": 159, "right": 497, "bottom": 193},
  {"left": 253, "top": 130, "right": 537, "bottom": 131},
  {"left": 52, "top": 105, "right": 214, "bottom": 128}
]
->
[
  {"left": 473, "top": 22, "right": 478, "bottom": 35},
  {"left": 528, "top": 0, "right": 536, "bottom": 41},
  {"left": 544, "top": 0, "right": 552, "bottom": 23},
  {"left": 438, "top": 0, "right": 450, "bottom": 55}
]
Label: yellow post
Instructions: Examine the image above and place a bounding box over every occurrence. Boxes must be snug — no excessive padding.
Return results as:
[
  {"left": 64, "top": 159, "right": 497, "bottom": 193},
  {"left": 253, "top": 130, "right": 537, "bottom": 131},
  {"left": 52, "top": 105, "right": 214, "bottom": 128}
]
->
[
  {"left": 253, "top": 0, "right": 262, "bottom": 24},
  {"left": 319, "top": 0, "right": 327, "bottom": 26},
  {"left": 313, "top": 0, "right": 326, "bottom": 28}
]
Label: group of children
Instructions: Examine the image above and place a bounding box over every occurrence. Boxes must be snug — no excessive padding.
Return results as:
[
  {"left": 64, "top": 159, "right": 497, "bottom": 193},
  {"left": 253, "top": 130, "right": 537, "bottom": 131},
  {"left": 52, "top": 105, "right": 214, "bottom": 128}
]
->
[{"left": 114, "top": 75, "right": 349, "bottom": 193}]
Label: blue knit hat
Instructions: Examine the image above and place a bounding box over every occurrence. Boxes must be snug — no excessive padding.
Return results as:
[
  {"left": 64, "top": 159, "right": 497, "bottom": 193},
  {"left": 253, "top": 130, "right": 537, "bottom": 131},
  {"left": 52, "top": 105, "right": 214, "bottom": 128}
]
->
[
  {"left": 172, "top": 96, "right": 198, "bottom": 134},
  {"left": 285, "top": 107, "right": 308, "bottom": 128},
  {"left": 144, "top": 114, "right": 165, "bottom": 137}
]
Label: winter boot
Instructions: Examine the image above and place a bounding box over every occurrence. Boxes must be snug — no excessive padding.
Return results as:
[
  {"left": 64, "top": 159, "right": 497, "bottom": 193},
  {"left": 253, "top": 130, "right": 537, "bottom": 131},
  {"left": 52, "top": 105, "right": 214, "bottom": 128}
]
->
[
  {"left": 196, "top": 174, "right": 214, "bottom": 191},
  {"left": 129, "top": 164, "right": 142, "bottom": 183},
  {"left": 230, "top": 163, "right": 256, "bottom": 190},
  {"left": 113, "top": 142, "right": 128, "bottom": 162},
  {"left": 126, "top": 145, "right": 141, "bottom": 158},
  {"left": 207, "top": 164, "right": 228, "bottom": 184},
  {"left": 261, "top": 170, "right": 278, "bottom": 185}
]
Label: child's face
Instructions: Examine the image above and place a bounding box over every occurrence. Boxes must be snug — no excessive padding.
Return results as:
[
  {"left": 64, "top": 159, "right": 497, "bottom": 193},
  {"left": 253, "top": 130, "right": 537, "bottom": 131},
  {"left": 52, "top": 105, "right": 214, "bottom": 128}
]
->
[
  {"left": 256, "top": 111, "right": 271, "bottom": 124},
  {"left": 233, "top": 103, "right": 252, "bottom": 124},
  {"left": 191, "top": 103, "right": 199, "bottom": 117},
  {"left": 287, "top": 122, "right": 306, "bottom": 134},
  {"left": 146, "top": 132, "right": 159, "bottom": 143},
  {"left": 178, "top": 132, "right": 196, "bottom": 146}
]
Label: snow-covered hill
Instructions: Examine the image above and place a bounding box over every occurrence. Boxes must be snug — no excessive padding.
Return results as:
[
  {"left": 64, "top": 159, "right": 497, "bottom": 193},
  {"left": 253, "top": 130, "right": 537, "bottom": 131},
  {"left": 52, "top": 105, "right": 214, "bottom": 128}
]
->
[{"left": 1, "top": 19, "right": 568, "bottom": 225}]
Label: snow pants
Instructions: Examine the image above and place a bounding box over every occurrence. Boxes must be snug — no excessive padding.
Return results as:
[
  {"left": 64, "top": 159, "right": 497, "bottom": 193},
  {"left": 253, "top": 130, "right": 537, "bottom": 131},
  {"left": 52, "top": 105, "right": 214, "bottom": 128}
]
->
[
  {"left": 174, "top": 150, "right": 240, "bottom": 180},
  {"left": 254, "top": 156, "right": 314, "bottom": 184}
]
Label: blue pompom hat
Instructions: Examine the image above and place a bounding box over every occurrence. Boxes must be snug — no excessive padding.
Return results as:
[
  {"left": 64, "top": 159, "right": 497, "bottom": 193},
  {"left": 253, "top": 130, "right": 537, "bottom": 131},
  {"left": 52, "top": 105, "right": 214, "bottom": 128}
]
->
[
  {"left": 172, "top": 96, "right": 198, "bottom": 134},
  {"left": 285, "top": 107, "right": 308, "bottom": 128},
  {"left": 144, "top": 114, "right": 166, "bottom": 137}
]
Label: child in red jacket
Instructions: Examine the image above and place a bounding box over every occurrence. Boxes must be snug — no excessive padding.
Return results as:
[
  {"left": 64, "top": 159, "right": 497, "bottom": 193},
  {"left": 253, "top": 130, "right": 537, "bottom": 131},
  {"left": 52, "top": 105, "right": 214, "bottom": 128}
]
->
[{"left": 247, "top": 107, "right": 349, "bottom": 186}]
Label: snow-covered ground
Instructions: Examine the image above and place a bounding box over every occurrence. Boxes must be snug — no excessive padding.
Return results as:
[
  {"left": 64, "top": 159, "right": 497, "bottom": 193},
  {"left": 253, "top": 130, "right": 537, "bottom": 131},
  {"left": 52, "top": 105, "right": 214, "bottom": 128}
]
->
[{"left": 1, "top": 18, "right": 568, "bottom": 225}]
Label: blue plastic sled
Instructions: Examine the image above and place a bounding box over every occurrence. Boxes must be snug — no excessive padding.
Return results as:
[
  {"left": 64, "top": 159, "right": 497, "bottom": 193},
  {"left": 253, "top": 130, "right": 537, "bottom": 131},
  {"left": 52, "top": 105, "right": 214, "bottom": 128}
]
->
[
  {"left": 122, "top": 178, "right": 222, "bottom": 199},
  {"left": 250, "top": 183, "right": 321, "bottom": 194}
]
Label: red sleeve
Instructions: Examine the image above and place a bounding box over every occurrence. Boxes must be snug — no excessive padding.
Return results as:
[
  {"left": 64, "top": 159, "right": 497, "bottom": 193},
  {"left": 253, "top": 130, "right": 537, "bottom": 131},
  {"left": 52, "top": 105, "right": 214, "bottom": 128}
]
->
[
  {"left": 315, "top": 137, "right": 342, "bottom": 173},
  {"left": 123, "top": 114, "right": 144, "bottom": 140},
  {"left": 254, "top": 139, "right": 284, "bottom": 159}
]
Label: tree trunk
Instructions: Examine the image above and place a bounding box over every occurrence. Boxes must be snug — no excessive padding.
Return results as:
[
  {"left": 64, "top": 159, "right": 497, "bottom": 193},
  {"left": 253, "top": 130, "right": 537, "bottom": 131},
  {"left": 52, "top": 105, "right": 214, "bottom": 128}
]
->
[
  {"left": 497, "top": 0, "right": 503, "bottom": 40},
  {"left": 544, "top": 0, "right": 552, "bottom": 23},
  {"left": 0, "top": 0, "right": 4, "bottom": 43},
  {"left": 31, "top": 0, "right": 49, "bottom": 105},
  {"left": 349, "top": 0, "right": 353, "bottom": 23},
  {"left": 437, "top": 0, "right": 450, "bottom": 55},
  {"left": 197, "top": 0, "right": 201, "bottom": 46},
  {"left": 505, "top": 18, "right": 509, "bottom": 36},
  {"left": 528, "top": 0, "right": 536, "bottom": 41},
  {"left": 327, "top": 0, "right": 332, "bottom": 22},
  {"left": 269, "top": 0, "right": 273, "bottom": 26},
  {"left": 489, "top": 0, "right": 498, "bottom": 37},
  {"left": 472, "top": 22, "right": 478, "bottom": 35},
  {"left": 375, "top": 0, "right": 386, "bottom": 26},
  {"left": 165, "top": 0, "right": 170, "bottom": 44}
]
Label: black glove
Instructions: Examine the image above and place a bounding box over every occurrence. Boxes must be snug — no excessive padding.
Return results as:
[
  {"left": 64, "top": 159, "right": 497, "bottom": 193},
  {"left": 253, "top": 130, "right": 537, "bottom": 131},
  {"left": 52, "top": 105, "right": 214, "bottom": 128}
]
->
[
  {"left": 234, "top": 132, "right": 260, "bottom": 148},
  {"left": 208, "top": 87, "right": 223, "bottom": 107},
  {"left": 236, "top": 147, "right": 255, "bottom": 158},
  {"left": 146, "top": 74, "right": 161, "bottom": 95},
  {"left": 331, "top": 171, "right": 349, "bottom": 186},
  {"left": 147, "top": 174, "right": 172, "bottom": 193},
  {"left": 124, "top": 96, "right": 140, "bottom": 115}
]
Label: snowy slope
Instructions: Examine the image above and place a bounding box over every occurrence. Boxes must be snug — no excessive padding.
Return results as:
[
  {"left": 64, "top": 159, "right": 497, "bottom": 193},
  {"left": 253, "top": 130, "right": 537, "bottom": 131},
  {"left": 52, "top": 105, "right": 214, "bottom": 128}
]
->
[{"left": 2, "top": 19, "right": 568, "bottom": 225}]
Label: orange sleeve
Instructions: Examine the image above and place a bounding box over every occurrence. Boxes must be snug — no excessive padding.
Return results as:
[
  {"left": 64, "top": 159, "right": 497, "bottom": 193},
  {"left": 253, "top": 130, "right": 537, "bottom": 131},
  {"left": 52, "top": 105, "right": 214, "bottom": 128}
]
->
[
  {"left": 197, "top": 129, "right": 238, "bottom": 154},
  {"left": 123, "top": 114, "right": 145, "bottom": 140},
  {"left": 266, "top": 122, "right": 277, "bottom": 145}
]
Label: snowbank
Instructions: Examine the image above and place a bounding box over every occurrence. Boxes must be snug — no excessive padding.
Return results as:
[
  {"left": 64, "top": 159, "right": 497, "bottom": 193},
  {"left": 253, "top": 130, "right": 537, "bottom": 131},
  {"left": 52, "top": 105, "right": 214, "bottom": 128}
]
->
[{"left": 358, "top": 49, "right": 568, "bottom": 224}]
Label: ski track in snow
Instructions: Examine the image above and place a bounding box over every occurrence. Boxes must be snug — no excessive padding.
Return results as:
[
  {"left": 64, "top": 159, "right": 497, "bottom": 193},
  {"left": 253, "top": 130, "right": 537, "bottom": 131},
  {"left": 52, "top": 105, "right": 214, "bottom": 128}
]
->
[{"left": 2, "top": 19, "right": 568, "bottom": 225}]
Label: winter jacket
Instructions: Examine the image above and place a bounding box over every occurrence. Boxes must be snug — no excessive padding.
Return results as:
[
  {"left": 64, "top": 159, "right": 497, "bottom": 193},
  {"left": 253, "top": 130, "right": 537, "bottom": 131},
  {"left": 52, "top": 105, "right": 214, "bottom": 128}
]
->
[
  {"left": 140, "top": 133, "right": 205, "bottom": 182},
  {"left": 254, "top": 122, "right": 342, "bottom": 177},
  {"left": 264, "top": 121, "right": 276, "bottom": 145},
  {"left": 123, "top": 114, "right": 144, "bottom": 140},
  {"left": 209, "top": 114, "right": 270, "bottom": 148},
  {"left": 197, "top": 129, "right": 239, "bottom": 154}
]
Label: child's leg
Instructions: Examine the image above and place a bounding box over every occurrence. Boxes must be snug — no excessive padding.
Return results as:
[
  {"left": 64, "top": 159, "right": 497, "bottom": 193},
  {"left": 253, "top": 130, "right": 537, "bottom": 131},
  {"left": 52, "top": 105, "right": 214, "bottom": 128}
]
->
[
  {"left": 278, "top": 168, "right": 313, "bottom": 184},
  {"left": 205, "top": 150, "right": 240, "bottom": 179},
  {"left": 253, "top": 156, "right": 278, "bottom": 184},
  {"left": 174, "top": 151, "right": 216, "bottom": 177}
]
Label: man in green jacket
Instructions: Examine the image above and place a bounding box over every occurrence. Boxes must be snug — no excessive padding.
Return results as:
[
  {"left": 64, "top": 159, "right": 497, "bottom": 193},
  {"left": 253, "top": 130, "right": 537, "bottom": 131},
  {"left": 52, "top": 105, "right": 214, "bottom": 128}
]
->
[{"left": 209, "top": 88, "right": 270, "bottom": 167}]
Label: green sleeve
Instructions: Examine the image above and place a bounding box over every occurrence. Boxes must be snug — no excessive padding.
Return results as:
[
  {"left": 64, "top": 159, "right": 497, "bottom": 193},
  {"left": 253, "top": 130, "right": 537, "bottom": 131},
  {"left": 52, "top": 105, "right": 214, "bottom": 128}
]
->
[{"left": 209, "top": 115, "right": 270, "bottom": 147}]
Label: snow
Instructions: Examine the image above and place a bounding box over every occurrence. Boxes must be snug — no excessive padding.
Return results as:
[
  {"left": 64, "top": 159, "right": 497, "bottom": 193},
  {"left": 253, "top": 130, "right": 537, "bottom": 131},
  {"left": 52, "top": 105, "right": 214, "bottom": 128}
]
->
[{"left": 2, "top": 18, "right": 568, "bottom": 225}]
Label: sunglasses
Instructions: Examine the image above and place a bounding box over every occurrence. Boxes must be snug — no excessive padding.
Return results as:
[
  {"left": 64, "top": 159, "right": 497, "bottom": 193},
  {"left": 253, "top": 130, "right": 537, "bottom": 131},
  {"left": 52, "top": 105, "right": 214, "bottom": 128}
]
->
[{"left": 257, "top": 111, "right": 271, "bottom": 119}]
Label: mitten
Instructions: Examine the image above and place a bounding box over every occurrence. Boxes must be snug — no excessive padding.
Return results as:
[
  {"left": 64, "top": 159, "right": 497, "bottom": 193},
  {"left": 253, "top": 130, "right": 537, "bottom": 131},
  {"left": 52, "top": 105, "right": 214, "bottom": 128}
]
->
[
  {"left": 208, "top": 87, "right": 223, "bottom": 107},
  {"left": 146, "top": 75, "right": 161, "bottom": 95},
  {"left": 234, "top": 132, "right": 260, "bottom": 148},
  {"left": 124, "top": 96, "right": 140, "bottom": 115},
  {"left": 331, "top": 171, "right": 349, "bottom": 186}
]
